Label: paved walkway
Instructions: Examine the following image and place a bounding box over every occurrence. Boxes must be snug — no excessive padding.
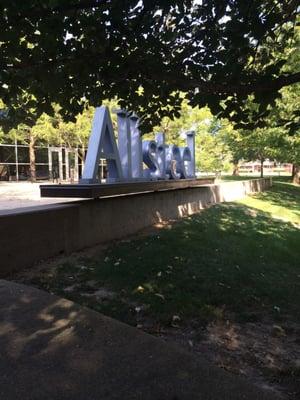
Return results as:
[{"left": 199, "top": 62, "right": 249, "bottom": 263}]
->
[
  {"left": 0, "top": 280, "right": 279, "bottom": 400},
  {"left": 0, "top": 182, "right": 79, "bottom": 212}
]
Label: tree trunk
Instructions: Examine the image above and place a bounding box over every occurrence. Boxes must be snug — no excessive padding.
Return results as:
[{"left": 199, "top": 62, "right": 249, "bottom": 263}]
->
[
  {"left": 29, "top": 132, "right": 36, "bottom": 182},
  {"left": 232, "top": 163, "right": 239, "bottom": 176},
  {"left": 292, "top": 164, "right": 300, "bottom": 184},
  {"left": 260, "top": 159, "right": 264, "bottom": 178}
]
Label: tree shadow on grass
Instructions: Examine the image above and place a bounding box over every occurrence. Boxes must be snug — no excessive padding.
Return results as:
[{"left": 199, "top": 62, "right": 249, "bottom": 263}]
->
[{"left": 38, "top": 201, "right": 300, "bottom": 326}]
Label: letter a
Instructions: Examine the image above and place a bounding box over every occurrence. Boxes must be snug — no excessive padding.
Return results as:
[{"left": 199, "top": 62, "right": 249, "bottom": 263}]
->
[{"left": 80, "top": 106, "right": 123, "bottom": 183}]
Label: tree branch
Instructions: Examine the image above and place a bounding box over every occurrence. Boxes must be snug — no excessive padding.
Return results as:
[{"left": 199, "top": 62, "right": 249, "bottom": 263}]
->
[{"left": 181, "top": 72, "right": 300, "bottom": 96}]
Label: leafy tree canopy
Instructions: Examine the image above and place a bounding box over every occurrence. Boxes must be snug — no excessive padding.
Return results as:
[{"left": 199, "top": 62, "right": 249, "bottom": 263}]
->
[{"left": 1, "top": 0, "right": 299, "bottom": 131}]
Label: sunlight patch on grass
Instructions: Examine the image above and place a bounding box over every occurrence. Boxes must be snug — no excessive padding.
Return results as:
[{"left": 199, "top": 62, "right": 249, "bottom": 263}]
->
[
  {"left": 238, "top": 181, "right": 300, "bottom": 226},
  {"left": 238, "top": 197, "right": 300, "bottom": 225}
]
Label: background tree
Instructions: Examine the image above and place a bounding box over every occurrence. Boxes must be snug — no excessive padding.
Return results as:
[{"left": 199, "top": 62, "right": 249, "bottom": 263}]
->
[
  {"left": 274, "top": 68, "right": 300, "bottom": 183},
  {"left": 229, "top": 127, "right": 286, "bottom": 178},
  {"left": 222, "top": 21, "right": 300, "bottom": 182},
  {"left": 0, "top": 98, "right": 121, "bottom": 180},
  {"left": 152, "top": 98, "right": 234, "bottom": 175},
  {"left": 273, "top": 85, "right": 300, "bottom": 183},
  {"left": 9, "top": 111, "right": 57, "bottom": 181},
  {"left": 152, "top": 98, "right": 212, "bottom": 142},
  {"left": 280, "top": 126, "right": 300, "bottom": 183},
  {"left": 196, "top": 122, "right": 232, "bottom": 175}
]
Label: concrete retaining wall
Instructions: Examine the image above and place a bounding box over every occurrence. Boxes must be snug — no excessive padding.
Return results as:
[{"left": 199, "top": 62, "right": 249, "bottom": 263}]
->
[{"left": 0, "top": 178, "right": 271, "bottom": 276}]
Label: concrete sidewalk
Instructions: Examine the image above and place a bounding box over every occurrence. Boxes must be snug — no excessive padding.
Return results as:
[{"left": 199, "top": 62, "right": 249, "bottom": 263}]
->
[
  {"left": 0, "top": 280, "right": 278, "bottom": 400},
  {"left": 0, "top": 181, "right": 80, "bottom": 212}
]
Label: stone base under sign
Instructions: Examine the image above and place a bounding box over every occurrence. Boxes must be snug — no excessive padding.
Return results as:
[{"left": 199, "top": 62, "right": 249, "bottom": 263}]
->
[
  {"left": 40, "top": 178, "right": 215, "bottom": 198},
  {"left": 0, "top": 178, "right": 271, "bottom": 277}
]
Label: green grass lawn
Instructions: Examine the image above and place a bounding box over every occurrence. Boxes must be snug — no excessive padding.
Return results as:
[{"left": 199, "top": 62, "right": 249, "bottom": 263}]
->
[
  {"left": 26, "top": 179, "right": 300, "bottom": 327},
  {"left": 239, "top": 180, "right": 300, "bottom": 225}
]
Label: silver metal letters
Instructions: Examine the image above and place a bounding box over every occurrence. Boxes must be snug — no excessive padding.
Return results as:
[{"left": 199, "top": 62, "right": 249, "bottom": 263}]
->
[{"left": 80, "top": 106, "right": 195, "bottom": 184}]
